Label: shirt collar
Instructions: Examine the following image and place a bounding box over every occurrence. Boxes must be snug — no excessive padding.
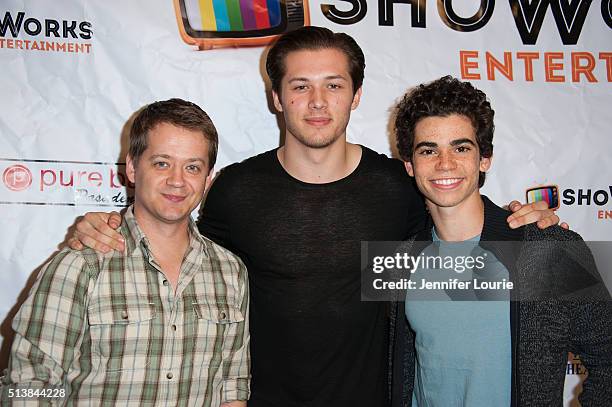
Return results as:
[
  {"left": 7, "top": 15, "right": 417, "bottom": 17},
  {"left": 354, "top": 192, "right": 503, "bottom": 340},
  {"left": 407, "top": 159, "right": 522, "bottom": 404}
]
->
[
  {"left": 121, "top": 206, "right": 210, "bottom": 259},
  {"left": 122, "top": 206, "right": 148, "bottom": 256}
]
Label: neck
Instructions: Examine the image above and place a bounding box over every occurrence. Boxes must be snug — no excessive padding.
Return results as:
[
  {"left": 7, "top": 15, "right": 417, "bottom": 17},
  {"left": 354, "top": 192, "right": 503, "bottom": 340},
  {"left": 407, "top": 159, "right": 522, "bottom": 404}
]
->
[
  {"left": 427, "top": 192, "right": 485, "bottom": 242},
  {"left": 278, "top": 136, "right": 361, "bottom": 183},
  {"left": 132, "top": 207, "right": 190, "bottom": 258}
]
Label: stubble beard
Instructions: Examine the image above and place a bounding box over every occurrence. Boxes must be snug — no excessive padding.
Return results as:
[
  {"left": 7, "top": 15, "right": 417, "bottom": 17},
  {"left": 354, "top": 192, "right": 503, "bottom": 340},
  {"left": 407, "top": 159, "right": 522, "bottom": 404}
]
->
[{"left": 287, "top": 126, "right": 344, "bottom": 149}]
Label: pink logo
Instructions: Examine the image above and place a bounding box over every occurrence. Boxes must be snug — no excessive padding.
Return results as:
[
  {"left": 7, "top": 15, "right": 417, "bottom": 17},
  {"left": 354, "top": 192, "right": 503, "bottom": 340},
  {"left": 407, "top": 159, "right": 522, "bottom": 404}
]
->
[{"left": 3, "top": 164, "right": 32, "bottom": 191}]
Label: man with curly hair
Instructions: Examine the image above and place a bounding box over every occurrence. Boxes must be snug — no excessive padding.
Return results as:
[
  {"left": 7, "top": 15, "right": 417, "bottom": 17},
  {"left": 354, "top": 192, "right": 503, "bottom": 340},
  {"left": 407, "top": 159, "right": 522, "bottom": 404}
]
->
[{"left": 391, "top": 76, "right": 611, "bottom": 407}]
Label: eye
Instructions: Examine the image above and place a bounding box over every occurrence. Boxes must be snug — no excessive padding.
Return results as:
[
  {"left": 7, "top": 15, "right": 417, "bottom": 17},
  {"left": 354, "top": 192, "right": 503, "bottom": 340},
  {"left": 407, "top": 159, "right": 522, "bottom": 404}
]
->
[
  {"left": 418, "top": 149, "right": 436, "bottom": 156},
  {"left": 186, "top": 164, "right": 202, "bottom": 174},
  {"left": 328, "top": 83, "right": 342, "bottom": 90},
  {"left": 456, "top": 145, "right": 471, "bottom": 153},
  {"left": 293, "top": 84, "right": 308, "bottom": 91},
  {"left": 153, "top": 161, "right": 169, "bottom": 168}
]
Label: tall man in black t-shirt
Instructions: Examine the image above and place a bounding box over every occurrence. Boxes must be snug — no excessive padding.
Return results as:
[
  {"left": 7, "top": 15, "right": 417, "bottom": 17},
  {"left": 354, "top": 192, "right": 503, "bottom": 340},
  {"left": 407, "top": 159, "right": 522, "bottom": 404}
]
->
[{"left": 68, "top": 27, "right": 559, "bottom": 406}]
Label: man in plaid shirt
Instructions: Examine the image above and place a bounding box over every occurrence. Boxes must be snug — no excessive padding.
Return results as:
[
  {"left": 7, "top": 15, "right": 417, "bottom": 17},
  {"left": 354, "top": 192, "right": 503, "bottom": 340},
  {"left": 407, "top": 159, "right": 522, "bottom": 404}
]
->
[{"left": 1, "top": 99, "right": 250, "bottom": 406}]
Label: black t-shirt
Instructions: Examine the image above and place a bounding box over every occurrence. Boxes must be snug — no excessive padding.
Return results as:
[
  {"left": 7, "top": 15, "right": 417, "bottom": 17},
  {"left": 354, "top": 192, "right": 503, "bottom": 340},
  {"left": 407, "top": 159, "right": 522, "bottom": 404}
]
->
[{"left": 198, "top": 146, "right": 425, "bottom": 407}]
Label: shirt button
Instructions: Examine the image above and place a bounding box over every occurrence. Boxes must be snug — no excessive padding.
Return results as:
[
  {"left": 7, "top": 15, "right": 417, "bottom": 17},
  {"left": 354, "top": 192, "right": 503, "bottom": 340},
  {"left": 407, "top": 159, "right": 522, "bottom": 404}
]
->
[
  {"left": 219, "top": 312, "right": 226, "bottom": 320},
  {"left": 166, "top": 372, "right": 173, "bottom": 379},
  {"left": 121, "top": 310, "right": 129, "bottom": 320},
  {"left": 162, "top": 280, "right": 169, "bottom": 286},
  {"left": 171, "top": 324, "right": 177, "bottom": 331}
]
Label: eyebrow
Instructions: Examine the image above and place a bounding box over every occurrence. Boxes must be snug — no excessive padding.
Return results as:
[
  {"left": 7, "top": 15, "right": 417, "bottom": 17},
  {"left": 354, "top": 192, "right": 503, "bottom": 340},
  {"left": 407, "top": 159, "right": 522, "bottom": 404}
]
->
[
  {"left": 149, "top": 154, "right": 206, "bottom": 163},
  {"left": 414, "top": 138, "right": 477, "bottom": 149},
  {"left": 414, "top": 141, "right": 437, "bottom": 149},
  {"left": 450, "top": 138, "right": 477, "bottom": 147},
  {"left": 288, "top": 75, "right": 348, "bottom": 83}
]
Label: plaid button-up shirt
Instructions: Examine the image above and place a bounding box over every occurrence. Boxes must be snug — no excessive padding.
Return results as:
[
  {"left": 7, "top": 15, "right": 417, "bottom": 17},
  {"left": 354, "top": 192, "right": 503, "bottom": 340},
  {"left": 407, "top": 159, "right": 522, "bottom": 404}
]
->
[{"left": 1, "top": 207, "right": 250, "bottom": 406}]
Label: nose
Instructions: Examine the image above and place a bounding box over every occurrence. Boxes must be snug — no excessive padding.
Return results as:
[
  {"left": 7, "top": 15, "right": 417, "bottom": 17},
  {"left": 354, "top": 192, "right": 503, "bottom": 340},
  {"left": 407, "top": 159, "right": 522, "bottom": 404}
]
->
[
  {"left": 308, "top": 86, "right": 327, "bottom": 110},
  {"left": 166, "top": 166, "right": 185, "bottom": 187},
  {"left": 435, "top": 151, "right": 457, "bottom": 171}
]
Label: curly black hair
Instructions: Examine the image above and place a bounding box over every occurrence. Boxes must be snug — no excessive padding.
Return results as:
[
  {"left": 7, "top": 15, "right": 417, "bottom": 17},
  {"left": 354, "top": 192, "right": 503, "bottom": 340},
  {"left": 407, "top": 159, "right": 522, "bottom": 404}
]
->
[{"left": 395, "top": 76, "right": 494, "bottom": 187}]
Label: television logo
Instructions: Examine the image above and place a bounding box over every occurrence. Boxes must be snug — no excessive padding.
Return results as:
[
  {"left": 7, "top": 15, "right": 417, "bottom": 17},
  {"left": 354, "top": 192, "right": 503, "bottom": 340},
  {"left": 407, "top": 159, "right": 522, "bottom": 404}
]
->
[
  {"left": 526, "top": 185, "right": 559, "bottom": 210},
  {"left": 173, "top": 0, "right": 310, "bottom": 50}
]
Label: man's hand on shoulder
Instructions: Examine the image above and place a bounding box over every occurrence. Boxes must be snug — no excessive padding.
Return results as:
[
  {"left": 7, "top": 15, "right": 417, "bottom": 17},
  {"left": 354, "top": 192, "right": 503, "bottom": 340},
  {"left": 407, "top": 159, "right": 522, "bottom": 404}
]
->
[
  {"left": 506, "top": 200, "right": 569, "bottom": 230},
  {"left": 67, "top": 211, "right": 125, "bottom": 253}
]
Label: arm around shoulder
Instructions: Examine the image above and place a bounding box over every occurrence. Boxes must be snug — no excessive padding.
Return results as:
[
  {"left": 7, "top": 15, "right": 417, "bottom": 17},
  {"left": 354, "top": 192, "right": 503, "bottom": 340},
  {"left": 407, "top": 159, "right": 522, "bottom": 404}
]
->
[
  {"left": 69, "top": 211, "right": 124, "bottom": 253},
  {"left": 552, "top": 228, "right": 612, "bottom": 405}
]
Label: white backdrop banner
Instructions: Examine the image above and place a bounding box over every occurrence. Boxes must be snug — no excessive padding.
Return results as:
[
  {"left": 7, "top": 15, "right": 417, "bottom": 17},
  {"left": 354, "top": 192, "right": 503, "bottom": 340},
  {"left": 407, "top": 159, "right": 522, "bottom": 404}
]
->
[{"left": 1, "top": 1, "right": 610, "bottom": 404}]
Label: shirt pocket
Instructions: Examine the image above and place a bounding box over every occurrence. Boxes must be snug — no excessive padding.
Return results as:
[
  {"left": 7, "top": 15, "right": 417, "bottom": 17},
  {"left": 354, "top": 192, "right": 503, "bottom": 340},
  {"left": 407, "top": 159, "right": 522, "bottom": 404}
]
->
[
  {"left": 88, "top": 299, "right": 157, "bottom": 372},
  {"left": 189, "top": 301, "right": 245, "bottom": 367}
]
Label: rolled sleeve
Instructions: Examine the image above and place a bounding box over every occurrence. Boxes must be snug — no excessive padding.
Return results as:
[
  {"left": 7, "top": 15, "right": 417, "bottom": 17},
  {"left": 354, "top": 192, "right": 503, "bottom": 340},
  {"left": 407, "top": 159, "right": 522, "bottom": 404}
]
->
[{"left": 222, "top": 377, "right": 250, "bottom": 403}]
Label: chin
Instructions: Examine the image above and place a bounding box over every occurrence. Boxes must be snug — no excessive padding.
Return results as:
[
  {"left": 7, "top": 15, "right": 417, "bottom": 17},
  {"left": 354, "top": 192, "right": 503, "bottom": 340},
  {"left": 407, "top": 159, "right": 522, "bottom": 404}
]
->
[
  {"left": 157, "top": 208, "right": 190, "bottom": 222},
  {"left": 424, "top": 193, "right": 465, "bottom": 209},
  {"left": 435, "top": 201, "right": 463, "bottom": 208},
  {"left": 294, "top": 132, "right": 340, "bottom": 149},
  {"left": 160, "top": 215, "right": 190, "bottom": 224}
]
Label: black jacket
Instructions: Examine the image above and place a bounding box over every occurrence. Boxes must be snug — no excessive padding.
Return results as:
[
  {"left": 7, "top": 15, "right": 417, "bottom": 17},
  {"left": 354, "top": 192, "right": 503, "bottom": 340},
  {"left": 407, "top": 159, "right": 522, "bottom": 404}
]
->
[{"left": 390, "top": 196, "right": 612, "bottom": 407}]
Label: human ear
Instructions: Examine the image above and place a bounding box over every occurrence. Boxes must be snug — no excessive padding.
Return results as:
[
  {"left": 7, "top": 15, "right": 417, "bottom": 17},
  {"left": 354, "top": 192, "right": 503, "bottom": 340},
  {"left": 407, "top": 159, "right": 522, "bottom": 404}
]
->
[{"left": 404, "top": 161, "right": 414, "bottom": 177}]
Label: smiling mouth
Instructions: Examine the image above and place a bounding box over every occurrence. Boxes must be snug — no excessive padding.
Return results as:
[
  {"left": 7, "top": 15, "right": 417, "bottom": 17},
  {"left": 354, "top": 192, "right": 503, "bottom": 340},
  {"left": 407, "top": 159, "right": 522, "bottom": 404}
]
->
[
  {"left": 430, "top": 178, "right": 463, "bottom": 188},
  {"left": 162, "top": 194, "right": 186, "bottom": 202}
]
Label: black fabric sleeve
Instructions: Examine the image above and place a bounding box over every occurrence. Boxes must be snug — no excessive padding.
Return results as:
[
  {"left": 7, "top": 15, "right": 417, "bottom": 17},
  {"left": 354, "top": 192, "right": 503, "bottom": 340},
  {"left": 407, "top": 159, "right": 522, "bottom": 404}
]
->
[
  {"left": 197, "top": 170, "right": 233, "bottom": 250},
  {"left": 564, "top": 238, "right": 612, "bottom": 406},
  {"left": 406, "top": 192, "right": 426, "bottom": 236},
  {"left": 572, "top": 299, "right": 612, "bottom": 407},
  {"left": 391, "top": 300, "right": 415, "bottom": 407},
  {"left": 385, "top": 156, "right": 427, "bottom": 237}
]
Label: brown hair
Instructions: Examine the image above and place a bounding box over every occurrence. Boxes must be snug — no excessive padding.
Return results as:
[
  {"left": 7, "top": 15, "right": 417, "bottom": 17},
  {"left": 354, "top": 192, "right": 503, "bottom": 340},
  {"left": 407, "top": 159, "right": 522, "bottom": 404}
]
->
[
  {"left": 266, "top": 26, "right": 365, "bottom": 95},
  {"left": 129, "top": 98, "right": 219, "bottom": 168}
]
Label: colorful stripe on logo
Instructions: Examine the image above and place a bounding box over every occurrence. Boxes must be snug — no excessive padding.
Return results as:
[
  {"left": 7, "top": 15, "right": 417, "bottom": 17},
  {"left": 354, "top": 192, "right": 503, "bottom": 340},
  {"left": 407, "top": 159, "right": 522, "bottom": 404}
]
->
[
  {"left": 528, "top": 188, "right": 553, "bottom": 206},
  {"left": 193, "top": 0, "right": 283, "bottom": 32}
]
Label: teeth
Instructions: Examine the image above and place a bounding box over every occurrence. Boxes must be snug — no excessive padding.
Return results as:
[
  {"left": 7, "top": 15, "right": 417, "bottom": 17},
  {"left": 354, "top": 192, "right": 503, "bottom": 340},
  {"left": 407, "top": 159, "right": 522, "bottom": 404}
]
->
[{"left": 432, "top": 178, "right": 461, "bottom": 185}]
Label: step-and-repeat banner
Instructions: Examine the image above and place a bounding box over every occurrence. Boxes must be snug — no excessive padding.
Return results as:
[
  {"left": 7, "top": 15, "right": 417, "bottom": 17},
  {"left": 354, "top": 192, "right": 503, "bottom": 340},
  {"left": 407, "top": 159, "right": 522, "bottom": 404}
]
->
[{"left": 1, "top": 1, "right": 610, "bottom": 404}]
